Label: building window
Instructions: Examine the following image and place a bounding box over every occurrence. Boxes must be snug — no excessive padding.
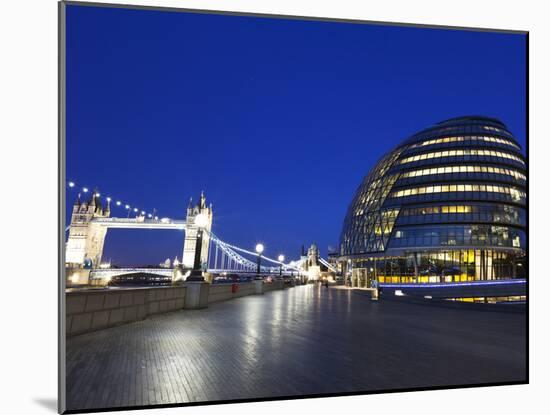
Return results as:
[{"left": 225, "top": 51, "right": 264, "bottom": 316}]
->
[
  {"left": 390, "top": 184, "right": 525, "bottom": 201},
  {"left": 409, "top": 135, "right": 520, "bottom": 150},
  {"left": 398, "top": 149, "right": 524, "bottom": 165}
]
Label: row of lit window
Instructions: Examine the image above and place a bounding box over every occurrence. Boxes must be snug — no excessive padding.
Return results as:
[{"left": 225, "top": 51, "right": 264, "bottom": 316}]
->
[
  {"left": 355, "top": 205, "right": 400, "bottom": 218},
  {"left": 410, "top": 135, "right": 520, "bottom": 150},
  {"left": 482, "top": 125, "right": 506, "bottom": 133},
  {"left": 393, "top": 224, "right": 516, "bottom": 237},
  {"left": 397, "top": 213, "right": 524, "bottom": 227},
  {"left": 379, "top": 276, "right": 474, "bottom": 284},
  {"left": 348, "top": 249, "right": 520, "bottom": 266},
  {"left": 400, "top": 165, "right": 526, "bottom": 180},
  {"left": 398, "top": 149, "right": 525, "bottom": 165},
  {"left": 400, "top": 204, "right": 521, "bottom": 218},
  {"left": 431, "top": 124, "right": 509, "bottom": 135},
  {"left": 368, "top": 279, "right": 525, "bottom": 287},
  {"left": 447, "top": 296, "right": 526, "bottom": 303},
  {"left": 376, "top": 276, "right": 502, "bottom": 284},
  {"left": 402, "top": 205, "right": 472, "bottom": 215},
  {"left": 402, "top": 205, "right": 524, "bottom": 224},
  {"left": 390, "top": 184, "right": 525, "bottom": 199},
  {"left": 390, "top": 225, "right": 523, "bottom": 248}
]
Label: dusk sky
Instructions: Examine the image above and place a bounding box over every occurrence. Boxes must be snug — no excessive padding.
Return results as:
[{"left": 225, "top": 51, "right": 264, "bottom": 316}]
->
[{"left": 66, "top": 4, "right": 526, "bottom": 266}]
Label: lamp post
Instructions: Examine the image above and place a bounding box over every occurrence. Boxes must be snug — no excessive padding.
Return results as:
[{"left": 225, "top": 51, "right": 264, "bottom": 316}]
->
[
  {"left": 255, "top": 243, "right": 264, "bottom": 280},
  {"left": 187, "top": 213, "right": 208, "bottom": 282},
  {"left": 278, "top": 254, "right": 285, "bottom": 279}
]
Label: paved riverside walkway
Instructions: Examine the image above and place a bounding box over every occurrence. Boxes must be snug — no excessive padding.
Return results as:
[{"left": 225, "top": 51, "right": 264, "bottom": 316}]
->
[{"left": 66, "top": 285, "right": 526, "bottom": 411}]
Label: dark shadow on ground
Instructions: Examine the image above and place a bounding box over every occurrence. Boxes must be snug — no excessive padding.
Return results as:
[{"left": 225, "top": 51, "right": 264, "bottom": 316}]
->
[{"left": 34, "top": 398, "right": 57, "bottom": 413}]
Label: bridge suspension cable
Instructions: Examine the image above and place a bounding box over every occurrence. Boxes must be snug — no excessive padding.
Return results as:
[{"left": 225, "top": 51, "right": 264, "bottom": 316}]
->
[
  {"left": 206, "top": 230, "right": 301, "bottom": 273},
  {"left": 318, "top": 257, "right": 338, "bottom": 273}
]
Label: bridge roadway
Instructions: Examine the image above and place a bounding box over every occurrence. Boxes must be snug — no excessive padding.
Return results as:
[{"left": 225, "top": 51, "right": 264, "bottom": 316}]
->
[{"left": 66, "top": 285, "right": 526, "bottom": 411}]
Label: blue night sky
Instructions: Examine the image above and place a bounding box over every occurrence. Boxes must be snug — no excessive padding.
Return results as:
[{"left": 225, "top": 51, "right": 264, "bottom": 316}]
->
[{"left": 66, "top": 4, "right": 526, "bottom": 266}]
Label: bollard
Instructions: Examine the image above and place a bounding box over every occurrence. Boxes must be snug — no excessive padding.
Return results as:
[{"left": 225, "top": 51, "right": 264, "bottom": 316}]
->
[
  {"left": 254, "top": 279, "right": 264, "bottom": 295},
  {"left": 184, "top": 281, "right": 210, "bottom": 309}
]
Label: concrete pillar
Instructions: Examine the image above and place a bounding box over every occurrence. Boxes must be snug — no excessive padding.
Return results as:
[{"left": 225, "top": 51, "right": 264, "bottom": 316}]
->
[
  {"left": 413, "top": 252, "right": 419, "bottom": 280},
  {"left": 371, "top": 288, "right": 379, "bottom": 301},
  {"left": 184, "top": 281, "right": 210, "bottom": 309},
  {"left": 254, "top": 279, "right": 264, "bottom": 295}
]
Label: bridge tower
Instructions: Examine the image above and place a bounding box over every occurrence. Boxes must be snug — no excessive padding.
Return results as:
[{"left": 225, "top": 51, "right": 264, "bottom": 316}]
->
[
  {"left": 305, "top": 243, "right": 322, "bottom": 281},
  {"left": 65, "top": 192, "right": 110, "bottom": 268},
  {"left": 182, "top": 192, "right": 213, "bottom": 269}
]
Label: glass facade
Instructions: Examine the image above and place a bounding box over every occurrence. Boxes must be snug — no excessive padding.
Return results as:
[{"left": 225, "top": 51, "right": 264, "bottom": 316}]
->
[{"left": 339, "top": 116, "right": 526, "bottom": 288}]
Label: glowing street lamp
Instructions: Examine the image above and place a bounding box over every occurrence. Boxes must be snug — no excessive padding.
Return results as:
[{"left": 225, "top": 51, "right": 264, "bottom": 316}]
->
[
  {"left": 278, "top": 254, "right": 285, "bottom": 279},
  {"left": 188, "top": 213, "right": 208, "bottom": 281},
  {"left": 68, "top": 181, "right": 75, "bottom": 188},
  {"left": 116, "top": 201, "right": 121, "bottom": 206},
  {"left": 82, "top": 187, "right": 89, "bottom": 193},
  {"left": 255, "top": 243, "right": 264, "bottom": 280}
]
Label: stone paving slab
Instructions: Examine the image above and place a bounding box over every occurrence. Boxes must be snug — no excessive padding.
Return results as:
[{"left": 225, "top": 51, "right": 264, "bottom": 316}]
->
[{"left": 66, "top": 285, "right": 526, "bottom": 411}]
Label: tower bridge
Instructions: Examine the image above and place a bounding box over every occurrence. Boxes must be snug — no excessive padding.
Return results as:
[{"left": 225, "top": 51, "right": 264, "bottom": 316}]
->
[{"left": 65, "top": 188, "right": 336, "bottom": 286}]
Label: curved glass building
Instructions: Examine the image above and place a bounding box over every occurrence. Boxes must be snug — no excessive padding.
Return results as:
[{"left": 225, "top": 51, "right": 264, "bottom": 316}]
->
[{"left": 339, "top": 116, "right": 526, "bottom": 300}]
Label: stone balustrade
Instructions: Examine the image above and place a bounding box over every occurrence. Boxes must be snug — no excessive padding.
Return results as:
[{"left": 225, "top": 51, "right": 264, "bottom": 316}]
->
[
  {"left": 66, "top": 286, "right": 186, "bottom": 336},
  {"left": 263, "top": 280, "right": 285, "bottom": 292},
  {"left": 208, "top": 282, "right": 256, "bottom": 304},
  {"left": 66, "top": 280, "right": 291, "bottom": 336}
]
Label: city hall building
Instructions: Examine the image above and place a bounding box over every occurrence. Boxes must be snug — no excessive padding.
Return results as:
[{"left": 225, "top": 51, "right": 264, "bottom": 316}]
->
[{"left": 339, "top": 116, "right": 526, "bottom": 302}]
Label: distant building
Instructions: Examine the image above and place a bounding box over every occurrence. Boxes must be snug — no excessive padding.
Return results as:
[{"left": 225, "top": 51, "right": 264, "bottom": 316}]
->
[
  {"left": 160, "top": 258, "right": 171, "bottom": 268},
  {"left": 302, "top": 243, "right": 333, "bottom": 281},
  {"left": 306, "top": 243, "right": 321, "bottom": 281}
]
